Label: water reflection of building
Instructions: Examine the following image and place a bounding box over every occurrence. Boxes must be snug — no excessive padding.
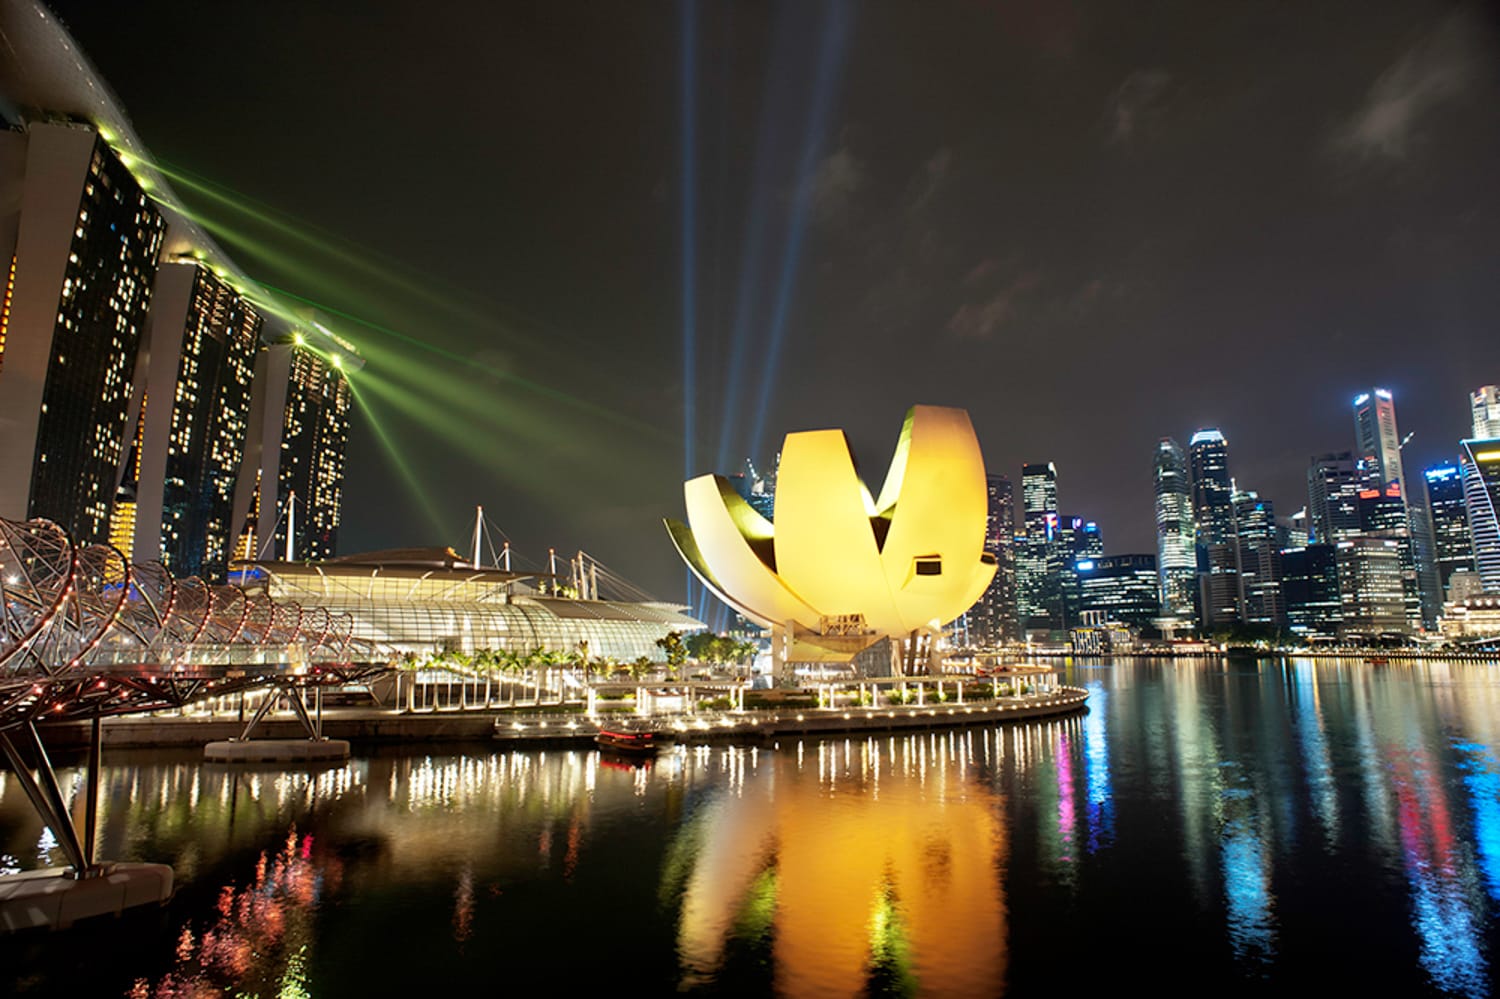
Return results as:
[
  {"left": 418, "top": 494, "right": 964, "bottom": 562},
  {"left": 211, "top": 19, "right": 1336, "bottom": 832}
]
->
[{"left": 672, "top": 739, "right": 1007, "bottom": 996}]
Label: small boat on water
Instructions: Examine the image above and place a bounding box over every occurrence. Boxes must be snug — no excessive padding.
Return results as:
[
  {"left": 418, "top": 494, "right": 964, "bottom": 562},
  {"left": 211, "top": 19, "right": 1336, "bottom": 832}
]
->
[
  {"left": 595, "top": 726, "right": 676, "bottom": 756},
  {"left": 1365, "top": 656, "right": 1390, "bottom": 665}
]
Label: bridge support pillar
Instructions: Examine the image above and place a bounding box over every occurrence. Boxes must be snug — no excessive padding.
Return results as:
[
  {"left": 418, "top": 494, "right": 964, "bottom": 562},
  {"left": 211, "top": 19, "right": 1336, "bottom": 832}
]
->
[{"left": 1, "top": 723, "right": 89, "bottom": 875}]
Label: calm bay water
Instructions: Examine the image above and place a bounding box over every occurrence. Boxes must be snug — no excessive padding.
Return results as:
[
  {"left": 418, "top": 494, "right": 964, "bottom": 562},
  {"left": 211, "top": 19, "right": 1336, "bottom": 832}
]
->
[{"left": 3, "top": 656, "right": 1500, "bottom": 997}]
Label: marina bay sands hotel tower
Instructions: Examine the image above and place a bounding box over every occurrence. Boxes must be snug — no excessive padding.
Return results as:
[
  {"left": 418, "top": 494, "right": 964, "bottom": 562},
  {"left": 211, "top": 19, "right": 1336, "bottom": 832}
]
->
[{"left": 0, "top": 1, "right": 360, "bottom": 578}]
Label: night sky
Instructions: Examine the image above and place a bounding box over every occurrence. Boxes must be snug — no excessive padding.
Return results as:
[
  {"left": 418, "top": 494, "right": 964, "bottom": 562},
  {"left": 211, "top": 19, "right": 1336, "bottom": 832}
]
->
[{"left": 40, "top": 1, "right": 1500, "bottom": 603}]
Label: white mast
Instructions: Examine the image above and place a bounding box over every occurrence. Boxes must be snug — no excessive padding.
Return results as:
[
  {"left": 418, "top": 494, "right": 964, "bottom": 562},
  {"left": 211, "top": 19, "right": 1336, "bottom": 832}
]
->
[
  {"left": 472, "top": 505, "right": 484, "bottom": 568},
  {"left": 285, "top": 491, "right": 296, "bottom": 562},
  {"left": 501, "top": 541, "right": 511, "bottom": 572}
]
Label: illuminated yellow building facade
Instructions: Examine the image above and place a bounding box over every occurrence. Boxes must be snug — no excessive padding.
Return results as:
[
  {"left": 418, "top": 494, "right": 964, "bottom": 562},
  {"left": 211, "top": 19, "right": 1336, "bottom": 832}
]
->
[{"left": 667, "top": 405, "right": 996, "bottom": 669}]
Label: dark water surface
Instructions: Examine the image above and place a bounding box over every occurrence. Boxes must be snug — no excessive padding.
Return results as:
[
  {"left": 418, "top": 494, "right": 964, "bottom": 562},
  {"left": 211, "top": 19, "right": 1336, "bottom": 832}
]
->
[{"left": 3, "top": 657, "right": 1500, "bottom": 997}]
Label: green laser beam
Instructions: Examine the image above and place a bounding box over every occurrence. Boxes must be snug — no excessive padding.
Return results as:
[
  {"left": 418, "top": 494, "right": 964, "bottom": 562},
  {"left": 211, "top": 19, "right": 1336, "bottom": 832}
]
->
[
  {"left": 349, "top": 369, "right": 567, "bottom": 505},
  {"left": 143, "top": 153, "right": 658, "bottom": 393},
  {"left": 255, "top": 282, "right": 668, "bottom": 439},
  {"left": 345, "top": 377, "right": 450, "bottom": 539},
  {"left": 148, "top": 156, "right": 654, "bottom": 380},
  {"left": 158, "top": 158, "right": 522, "bottom": 319}
]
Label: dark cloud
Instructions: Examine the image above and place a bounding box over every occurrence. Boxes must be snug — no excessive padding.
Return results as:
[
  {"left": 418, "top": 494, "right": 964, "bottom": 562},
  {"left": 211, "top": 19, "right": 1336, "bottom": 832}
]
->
[
  {"left": 1332, "top": 7, "right": 1481, "bottom": 161},
  {"left": 809, "top": 145, "right": 865, "bottom": 225},
  {"left": 946, "top": 268, "right": 1044, "bottom": 340},
  {"left": 1105, "top": 69, "right": 1173, "bottom": 144}
]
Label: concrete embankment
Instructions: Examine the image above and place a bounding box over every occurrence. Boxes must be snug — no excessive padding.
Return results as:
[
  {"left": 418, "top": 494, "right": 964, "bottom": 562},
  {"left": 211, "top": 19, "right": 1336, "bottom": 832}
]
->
[{"left": 34, "top": 687, "right": 1089, "bottom": 752}]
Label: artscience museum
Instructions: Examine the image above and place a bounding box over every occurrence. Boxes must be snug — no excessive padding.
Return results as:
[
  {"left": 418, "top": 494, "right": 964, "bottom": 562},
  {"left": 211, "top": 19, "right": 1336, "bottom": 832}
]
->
[{"left": 666, "top": 405, "right": 996, "bottom": 674}]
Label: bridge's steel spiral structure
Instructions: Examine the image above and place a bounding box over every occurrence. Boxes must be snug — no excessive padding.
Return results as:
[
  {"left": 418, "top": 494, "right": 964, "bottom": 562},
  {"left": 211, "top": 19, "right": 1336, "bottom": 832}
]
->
[{"left": 0, "top": 516, "right": 386, "bottom": 733}]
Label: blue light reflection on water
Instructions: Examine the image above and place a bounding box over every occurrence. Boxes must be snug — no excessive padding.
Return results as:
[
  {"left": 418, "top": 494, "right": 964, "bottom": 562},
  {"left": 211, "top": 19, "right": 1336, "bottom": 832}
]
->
[
  {"left": 1392, "top": 745, "right": 1490, "bottom": 998},
  {"left": 1080, "top": 682, "right": 1114, "bottom": 853},
  {"left": 1454, "top": 740, "right": 1500, "bottom": 904},
  {"left": 1220, "top": 776, "right": 1275, "bottom": 964},
  {"left": 1289, "top": 660, "right": 1338, "bottom": 845}
]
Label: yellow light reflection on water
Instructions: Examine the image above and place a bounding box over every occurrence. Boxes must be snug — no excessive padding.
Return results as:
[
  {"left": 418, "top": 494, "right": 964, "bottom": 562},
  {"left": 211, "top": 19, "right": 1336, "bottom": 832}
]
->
[{"left": 675, "top": 745, "right": 1007, "bottom": 996}]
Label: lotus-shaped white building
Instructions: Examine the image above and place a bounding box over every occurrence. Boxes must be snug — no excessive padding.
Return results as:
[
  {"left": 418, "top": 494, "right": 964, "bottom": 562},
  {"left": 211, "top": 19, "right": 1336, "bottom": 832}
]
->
[{"left": 666, "top": 405, "right": 996, "bottom": 669}]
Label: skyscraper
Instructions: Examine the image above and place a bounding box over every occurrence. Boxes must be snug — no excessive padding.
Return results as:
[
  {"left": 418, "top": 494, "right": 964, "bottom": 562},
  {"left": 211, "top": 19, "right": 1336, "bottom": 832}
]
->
[
  {"left": 743, "top": 454, "right": 778, "bottom": 521},
  {"left": 1057, "top": 515, "right": 1102, "bottom": 627},
  {"left": 1306, "top": 452, "right": 1361, "bottom": 544},
  {"left": 1350, "top": 389, "right": 1440, "bottom": 625},
  {"left": 0, "top": 122, "right": 164, "bottom": 543},
  {"left": 1189, "top": 429, "right": 1233, "bottom": 543},
  {"left": 1189, "top": 429, "right": 1239, "bottom": 629},
  {"left": 1018, "top": 462, "right": 1060, "bottom": 631},
  {"left": 128, "top": 262, "right": 262, "bottom": 580},
  {"left": 1403, "top": 473, "right": 1444, "bottom": 627},
  {"left": 1076, "top": 554, "right": 1160, "bottom": 629},
  {"left": 1233, "top": 490, "right": 1284, "bottom": 626},
  {"left": 1460, "top": 439, "right": 1500, "bottom": 592},
  {"left": 1423, "top": 463, "right": 1473, "bottom": 596},
  {"left": 248, "top": 334, "right": 359, "bottom": 563},
  {"left": 1353, "top": 388, "right": 1405, "bottom": 492},
  {"left": 1153, "top": 437, "right": 1197, "bottom": 627},
  {"left": 1280, "top": 544, "right": 1341, "bottom": 641},
  {"left": 1473, "top": 386, "right": 1500, "bottom": 440},
  {"left": 1336, "top": 537, "right": 1409, "bottom": 639},
  {"left": 1356, "top": 483, "right": 1422, "bottom": 629},
  {"left": 970, "top": 474, "right": 1018, "bottom": 645},
  {"left": 0, "top": 7, "right": 360, "bottom": 573}
]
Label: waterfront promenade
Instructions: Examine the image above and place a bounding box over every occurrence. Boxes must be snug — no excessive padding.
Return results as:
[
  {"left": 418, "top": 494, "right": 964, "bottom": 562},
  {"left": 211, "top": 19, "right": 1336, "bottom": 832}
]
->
[{"left": 32, "top": 686, "right": 1089, "bottom": 750}]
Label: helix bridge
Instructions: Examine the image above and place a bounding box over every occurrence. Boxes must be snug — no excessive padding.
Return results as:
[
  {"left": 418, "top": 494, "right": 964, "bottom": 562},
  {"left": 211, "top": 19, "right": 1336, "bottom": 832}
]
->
[{"left": 0, "top": 516, "right": 390, "bottom": 886}]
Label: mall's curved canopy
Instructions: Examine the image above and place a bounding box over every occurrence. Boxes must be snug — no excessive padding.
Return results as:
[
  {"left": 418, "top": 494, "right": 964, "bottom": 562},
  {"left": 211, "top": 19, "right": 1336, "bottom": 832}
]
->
[{"left": 242, "top": 549, "right": 704, "bottom": 663}]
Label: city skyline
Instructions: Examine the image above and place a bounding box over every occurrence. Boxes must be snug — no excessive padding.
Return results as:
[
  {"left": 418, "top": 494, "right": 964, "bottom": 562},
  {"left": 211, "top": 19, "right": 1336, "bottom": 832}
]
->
[{"left": 21, "top": 0, "right": 1498, "bottom": 601}]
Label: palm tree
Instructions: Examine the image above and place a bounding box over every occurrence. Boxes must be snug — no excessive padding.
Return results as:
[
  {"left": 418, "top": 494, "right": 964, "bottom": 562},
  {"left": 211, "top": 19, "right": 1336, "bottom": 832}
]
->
[
  {"left": 396, "top": 650, "right": 424, "bottom": 713},
  {"left": 471, "top": 648, "right": 499, "bottom": 708},
  {"left": 522, "top": 646, "right": 547, "bottom": 703},
  {"left": 495, "top": 647, "right": 525, "bottom": 706},
  {"left": 657, "top": 631, "right": 687, "bottom": 677}
]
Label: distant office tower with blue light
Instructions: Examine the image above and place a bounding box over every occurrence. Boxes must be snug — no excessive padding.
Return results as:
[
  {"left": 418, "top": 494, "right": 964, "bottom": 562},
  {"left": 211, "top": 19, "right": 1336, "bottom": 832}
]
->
[
  {"left": 743, "top": 455, "right": 777, "bottom": 521},
  {"left": 1058, "top": 515, "right": 1102, "bottom": 627},
  {"left": 1461, "top": 439, "right": 1500, "bottom": 592},
  {"left": 1153, "top": 437, "right": 1197, "bottom": 628},
  {"left": 1353, "top": 389, "right": 1405, "bottom": 492},
  {"left": 1189, "top": 428, "right": 1240, "bottom": 629},
  {"left": 1076, "top": 554, "right": 1160, "bottom": 629},
  {"left": 1423, "top": 463, "right": 1472, "bottom": 595}
]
